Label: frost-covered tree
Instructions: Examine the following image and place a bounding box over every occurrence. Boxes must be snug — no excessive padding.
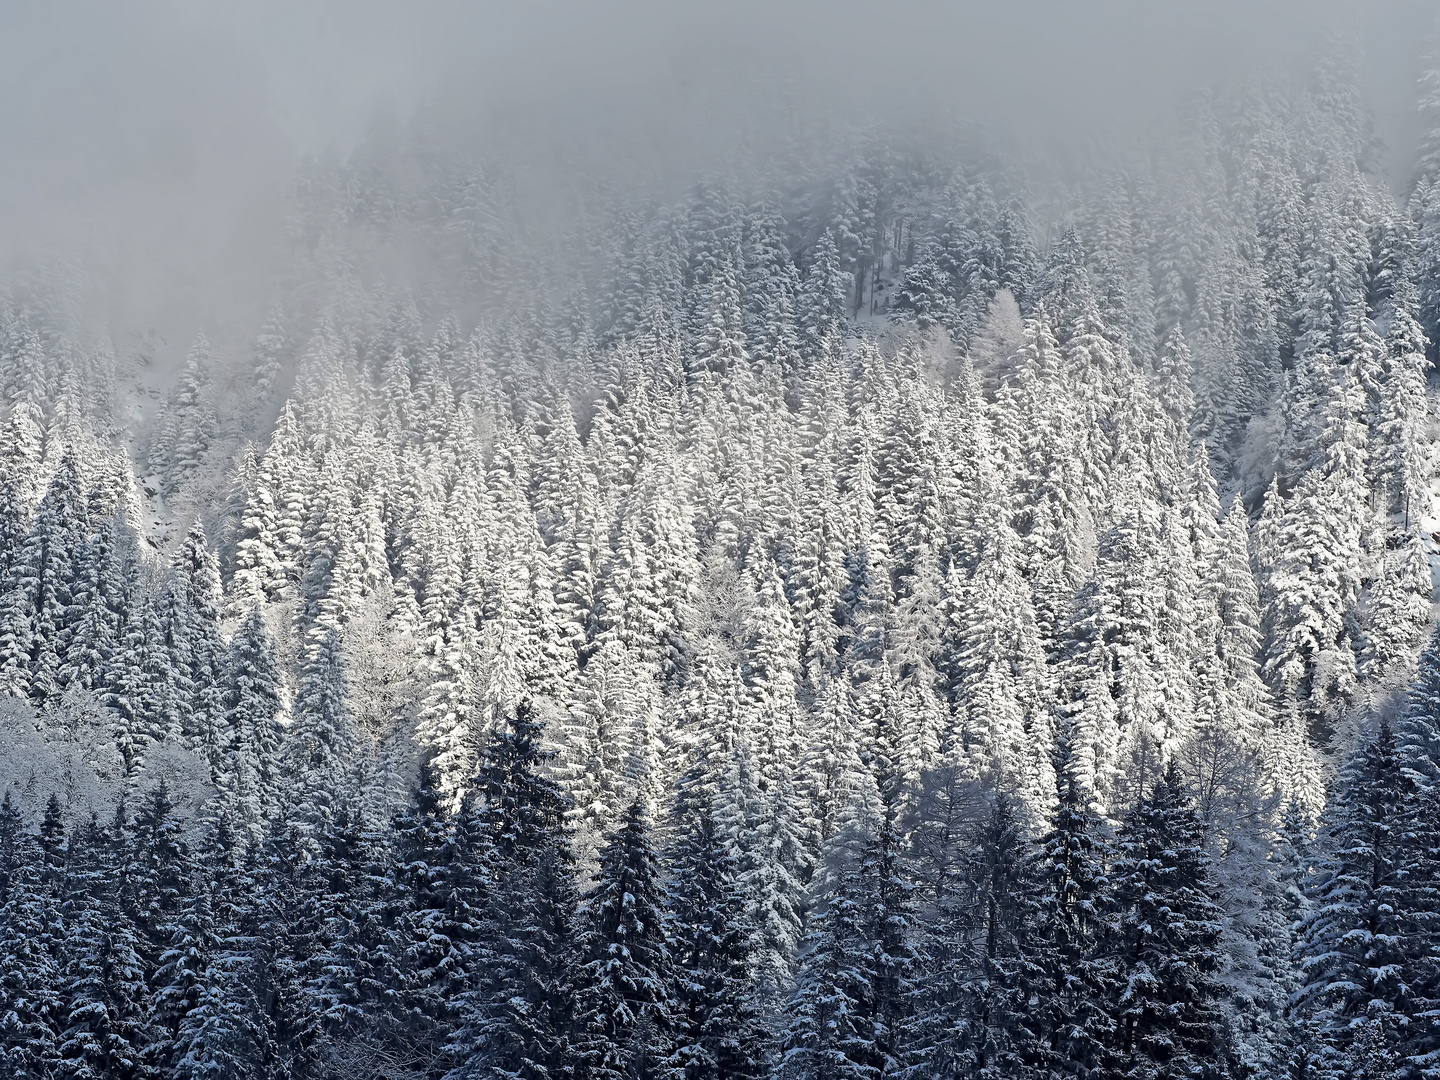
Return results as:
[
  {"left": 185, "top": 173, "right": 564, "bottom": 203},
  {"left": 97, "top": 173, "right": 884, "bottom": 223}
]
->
[
  {"left": 0, "top": 449, "right": 85, "bottom": 700},
  {"left": 1292, "top": 721, "right": 1417, "bottom": 1077},
  {"left": 450, "top": 706, "right": 580, "bottom": 1080},
  {"left": 1108, "top": 763, "right": 1230, "bottom": 1079},
  {"left": 149, "top": 335, "right": 217, "bottom": 496},
  {"left": 284, "top": 630, "right": 356, "bottom": 850},
  {"left": 573, "top": 800, "right": 676, "bottom": 1080},
  {"left": 220, "top": 608, "right": 283, "bottom": 841}
]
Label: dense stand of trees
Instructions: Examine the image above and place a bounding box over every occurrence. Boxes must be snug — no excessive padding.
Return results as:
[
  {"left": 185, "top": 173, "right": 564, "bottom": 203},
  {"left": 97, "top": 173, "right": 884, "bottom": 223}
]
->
[
  {"left": 1, "top": 43, "right": 1440, "bottom": 1080},
  {"left": 2, "top": 661, "right": 1440, "bottom": 1079}
]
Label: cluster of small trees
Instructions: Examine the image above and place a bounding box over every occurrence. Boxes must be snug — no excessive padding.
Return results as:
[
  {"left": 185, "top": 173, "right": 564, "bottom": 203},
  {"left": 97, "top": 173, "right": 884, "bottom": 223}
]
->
[{"left": 0, "top": 446, "right": 284, "bottom": 827}]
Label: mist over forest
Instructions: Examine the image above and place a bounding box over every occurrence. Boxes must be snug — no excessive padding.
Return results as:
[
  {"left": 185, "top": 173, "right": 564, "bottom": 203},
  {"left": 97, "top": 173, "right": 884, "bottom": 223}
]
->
[{"left": 3, "top": 3, "right": 1440, "bottom": 1078}]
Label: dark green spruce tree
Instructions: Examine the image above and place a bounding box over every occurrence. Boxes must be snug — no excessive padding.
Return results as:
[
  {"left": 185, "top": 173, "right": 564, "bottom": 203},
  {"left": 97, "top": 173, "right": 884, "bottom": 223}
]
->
[
  {"left": 1107, "top": 761, "right": 1230, "bottom": 1080},
  {"left": 778, "top": 783, "right": 915, "bottom": 1080},
  {"left": 1022, "top": 762, "right": 1117, "bottom": 1080},
  {"left": 0, "top": 793, "right": 63, "bottom": 1078},
  {"left": 56, "top": 811, "right": 148, "bottom": 1080},
  {"left": 382, "top": 760, "right": 463, "bottom": 1076},
  {"left": 901, "top": 792, "right": 1036, "bottom": 1080},
  {"left": 167, "top": 819, "right": 272, "bottom": 1080},
  {"left": 573, "top": 798, "right": 676, "bottom": 1080},
  {"left": 1293, "top": 720, "right": 1414, "bottom": 1079},
  {"left": 1397, "top": 624, "right": 1440, "bottom": 1078},
  {"left": 449, "top": 704, "right": 579, "bottom": 1080},
  {"left": 776, "top": 867, "right": 875, "bottom": 1080},
  {"left": 667, "top": 800, "right": 767, "bottom": 1080},
  {"left": 306, "top": 805, "right": 391, "bottom": 1076}
]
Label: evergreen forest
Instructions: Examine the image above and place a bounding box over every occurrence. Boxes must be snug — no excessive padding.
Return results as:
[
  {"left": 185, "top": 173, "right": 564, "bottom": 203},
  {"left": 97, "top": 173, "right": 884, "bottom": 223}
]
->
[{"left": 3, "top": 23, "right": 1440, "bottom": 1080}]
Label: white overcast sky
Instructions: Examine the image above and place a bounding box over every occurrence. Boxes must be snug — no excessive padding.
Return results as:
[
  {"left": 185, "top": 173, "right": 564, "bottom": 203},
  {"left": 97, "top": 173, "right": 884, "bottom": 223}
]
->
[{"left": 0, "top": 0, "right": 1435, "bottom": 341}]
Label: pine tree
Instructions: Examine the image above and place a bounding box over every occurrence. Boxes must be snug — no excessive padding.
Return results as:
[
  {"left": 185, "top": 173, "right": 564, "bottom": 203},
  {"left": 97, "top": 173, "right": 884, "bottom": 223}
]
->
[
  {"left": 667, "top": 803, "right": 766, "bottom": 1080},
  {"left": 0, "top": 467, "right": 31, "bottom": 592},
  {"left": 742, "top": 200, "right": 802, "bottom": 381},
  {"left": 353, "top": 760, "right": 462, "bottom": 1075},
  {"left": 776, "top": 869, "right": 877, "bottom": 1080},
  {"left": 147, "top": 881, "right": 217, "bottom": 1077},
  {"left": 861, "top": 773, "right": 917, "bottom": 1079},
  {"left": 573, "top": 799, "right": 676, "bottom": 1080},
  {"left": 1022, "top": 764, "right": 1117, "bottom": 1080},
  {"left": 0, "top": 793, "right": 63, "bottom": 1078},
  {"left": 175, "top": 521, "right": 228, "bottom": 770},
  {"left": 1108, "top": 762, "right": 1230, "bottom": 1079},
  {"left": 1293, "top": 721, "right": 1415, "bottom": 1076},
  {"left": 305, "top": 806, "right": 392, "bottom": 1072},
  {"left": 285, "top": 629, "right": 356, "bottom": 851},
  {"left": 150, "top": 335, "right": 217, "bottom": 496},
  {"left": 120, "top": 782, "right": 192, "bottom": 978},
  {"left": 0, "top": 448, "right": 85, "bottom": 700},
  {"left": 1403, "top": 621, "right": 1440, "bottom": 793},
  {"left": 167, "top": 823, "right": 263, "bottom": 1077},
  {"left": 450, "top": 705, "right": 580, "bottom": 1080},
  {"left": 799, "top": 231, "right": 851, "bottom": 362},
  {"left": 105, "top": 593, "right": 176, "bottom": 777},
  {"left": 252, "top": 303, "right": 288, "bottom": 400},
  {"left": 1262, "top": 362, "right": 1371, "bottom": 739},
  {"left": 780, "top": 775, "right": 914, "bottom": 1080},
  {"left": 948, "top": 499, "right": 1052, "bottom": 813},
  {"left": 902, "top": 793, "right": 1036, "bottom": 1080},
  {"left": 892, "top": 240, "right": 957, "bottom": 332},
  {"left": 37, "top": 793, "right": 65, "bottom": 896},
  {"left": 1229, "top": 800, "right": 1310, "bottom": 1079},
  {"left": 453, "top": 813, "right": 577, "bottom": 1080},
  {"left": 1361, "top": 300, "right": 1432, "bottom": 680},
  {"left": 229, "top": 400, "right": 310, "bottom": 611},
  {"left": 59, "top": 513, "right": 134, "bottom": 694},
  {"left": 56, "top": 812, "right": 149, "bottom": 1080},
  {"left": 1058, "top": 488, "right": 1192, "bottom": 812},
  {"left": 220, "top": 608, "right": 283, "bottom": 843},
  {"left": 1212, "top": 498, "right": 1274, "bottom": 753}
]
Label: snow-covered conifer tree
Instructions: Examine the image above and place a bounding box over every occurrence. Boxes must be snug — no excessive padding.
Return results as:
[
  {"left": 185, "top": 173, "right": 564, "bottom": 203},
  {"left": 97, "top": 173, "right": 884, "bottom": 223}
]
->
[
  {"left": 1292, "top": 721, "right": 1419, "bottom": 1076},
  {"left": 284, "top": 630, "right": 356, "bottom": 850},
  {"left": 0, "top": 794, "right": 63, "bottom": 1077},
  {"left": 1108, "top": 763, "right": 1230, "bottom": 1078},
  {"left": 450, "top": 705, "right": 579, "bottom": 1080},
  {"left": 573, "top": 800, "right": 676, "bottom": 1080},
  {"left": 221, "top": 608, "right": 284, "bottom": 841}
]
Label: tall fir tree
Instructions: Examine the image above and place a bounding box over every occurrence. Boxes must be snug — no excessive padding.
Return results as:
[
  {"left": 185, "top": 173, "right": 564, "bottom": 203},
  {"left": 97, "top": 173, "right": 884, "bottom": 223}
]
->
[
  {"left": 450, "top": 705, "right": 580, "bottom": 1080},
  {"left": 573, "top": 800, "right": 677, "bottom": 1080},
  {"left": 667, "top": 802, "right": 767, "bottom": 1080},
  {"left": 1292, "top": 721, "right": 1418, "bottom": 1078},
  {"left": 1107, "top": 762, "right": 1230, "bottom": 1080}
]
